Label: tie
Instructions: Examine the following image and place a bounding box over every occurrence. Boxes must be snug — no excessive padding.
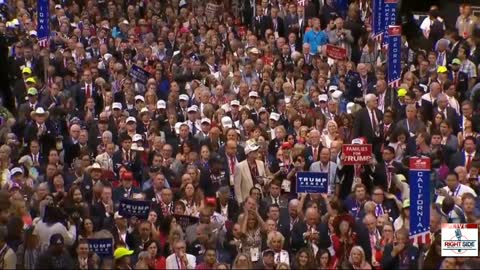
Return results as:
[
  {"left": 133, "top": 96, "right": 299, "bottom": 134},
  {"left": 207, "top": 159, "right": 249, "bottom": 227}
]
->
[
  {"left": 386, "top": 164, "right": 392, "bottom": 189},
  {"left": 275, "top": 198, "right": 279, "bottom": 205},
  {"left": 86, "top": 84, "right": 91, "bottom": 98},
  {"left": 180, "top": 256, "right": 186, "bottom": 269},
  {"left": 466, "top": 154, "right": 472, "bottom": 171},
  {"left": 454, "top": 72, "right": 458, "bottom": 85},
  {"left": 371, "top": 110, "right": 378, "bottom": 132},
  {"left": 126, "top": 151, "right": 130, "bottom": 162},
  {"left": 313, "top": 147, "right": 318, "bottom": 161},
  {"left": 192, "top": 124, "right": 197, "bottom": 134},
  {"left": 230, "top": 156, "right": 235, "bottom": 174},
  {"left": 375, "top": 204, "right": 383, "bottom": 217},
  {"left": 33, "top": 154, "right": 38, "bottom": 164}
]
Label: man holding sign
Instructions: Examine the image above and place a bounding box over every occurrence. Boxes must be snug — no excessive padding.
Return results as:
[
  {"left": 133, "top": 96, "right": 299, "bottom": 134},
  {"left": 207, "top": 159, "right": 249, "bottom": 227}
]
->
[{"left": 309, "top": 148, "right": 337, "bottom": 195}]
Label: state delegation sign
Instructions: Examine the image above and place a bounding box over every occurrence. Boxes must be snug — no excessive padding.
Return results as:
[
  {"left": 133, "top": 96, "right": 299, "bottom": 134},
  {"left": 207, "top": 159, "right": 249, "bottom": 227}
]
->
[{"left": 341, "top": 144, "right": 372, "bottom": 165}]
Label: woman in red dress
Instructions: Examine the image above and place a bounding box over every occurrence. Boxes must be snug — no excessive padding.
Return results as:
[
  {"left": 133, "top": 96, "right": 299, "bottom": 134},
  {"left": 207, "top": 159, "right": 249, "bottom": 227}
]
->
[
  {"left": 331, "top": 214, "right": 357, "bottom": 265},
  {"left": 144, "top": 240, "right": 166, "bottom": 269}
]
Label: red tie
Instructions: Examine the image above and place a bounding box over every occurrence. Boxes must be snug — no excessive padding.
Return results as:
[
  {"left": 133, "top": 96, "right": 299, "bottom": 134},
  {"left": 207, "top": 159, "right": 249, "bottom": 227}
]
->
[
  {"left": 466, "top": 154, "right": 472, "bottom": 171},
  {"left": 86, "top": 84, "right": 91, "bottom": 98},
  {"left": 454, "top": 72, "right": 458, "bottom": 85},
  {"left": 313, "top": 147, "right": 318, "bottom": 161},
  {"left": 230, "top": 156, "right": 235, "bottom": 174}
]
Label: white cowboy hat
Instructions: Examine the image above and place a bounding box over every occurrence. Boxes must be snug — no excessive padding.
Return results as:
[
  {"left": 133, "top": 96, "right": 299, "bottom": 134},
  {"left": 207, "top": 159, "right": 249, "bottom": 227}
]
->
[
  {"left": 86, "top": 163, "right": 103, "bottom": 174},
  {"left": 30, "top": 107, "right": 49, "bottom": 118}
]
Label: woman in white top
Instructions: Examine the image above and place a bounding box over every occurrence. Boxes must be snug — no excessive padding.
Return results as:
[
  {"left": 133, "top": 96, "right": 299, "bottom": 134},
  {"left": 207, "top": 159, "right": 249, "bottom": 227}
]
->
[
  {"left": 394, "top": 200, "right": 410, "bottom": 231},
  {"left": 321, "top": 120, "right": 340, "bottom": 149}
]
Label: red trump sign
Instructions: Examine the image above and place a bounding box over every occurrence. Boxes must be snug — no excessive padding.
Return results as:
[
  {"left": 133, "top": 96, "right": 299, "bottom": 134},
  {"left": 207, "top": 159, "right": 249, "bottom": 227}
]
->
[{"left": 341, "top": 144, "right": 372, "bottom": 165}]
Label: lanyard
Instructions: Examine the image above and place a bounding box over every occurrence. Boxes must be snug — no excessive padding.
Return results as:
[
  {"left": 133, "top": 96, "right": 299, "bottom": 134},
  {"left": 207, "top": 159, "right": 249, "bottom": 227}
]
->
[
  {"left": 320, "top": 161, "right": 330, "bottom": 173},
  {"left": 176, "top": 255, "right": 184, "bottom": 270},
  {"left": 452, "top": 185, "right": 461, "bottom": 197}
]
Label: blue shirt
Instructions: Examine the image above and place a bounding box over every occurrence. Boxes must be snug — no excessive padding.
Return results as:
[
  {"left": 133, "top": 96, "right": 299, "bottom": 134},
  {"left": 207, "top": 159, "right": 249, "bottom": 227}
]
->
[{"left": 303, "top": 29, "right": 328, "bottom": 54}]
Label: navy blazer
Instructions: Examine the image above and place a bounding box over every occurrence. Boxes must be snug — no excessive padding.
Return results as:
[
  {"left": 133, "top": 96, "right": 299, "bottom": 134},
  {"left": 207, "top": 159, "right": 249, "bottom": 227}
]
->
[
  {"left": 291, "top": 221, "right": 331, "bottom": 253},
  {"left": 113, "top": 186, "right": 142, "bottom": 205},
  {"left": 381, "top": 243, "right": 420, "bottom": 269}
]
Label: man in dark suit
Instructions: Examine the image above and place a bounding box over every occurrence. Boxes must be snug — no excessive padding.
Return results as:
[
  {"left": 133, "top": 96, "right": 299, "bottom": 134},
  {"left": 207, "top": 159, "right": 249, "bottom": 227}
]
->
[
  {"left": 113, "top": 173, "right": 142, "bottom": 204},
  {"left": 381, "top": 228, "right": 420, "bottom": 269},
  {"left": 143, "top": 169, "right": 165, "bottom": 201},
  {"left": 345, "top": 69, "right": 363, "bottom": 103},
  {"left": 18, "top": 87, "right": 41, "bottom": 124},
  {"left": 73, "top": 69, "right": 101, "bottom": 111},
  {"left": 263, "top": 180, "right": 288, "bottom": 209},
  {"left": 90, "top": 185, "right": 115, "bottom": 230},
  {"left": 63, "top": 123, "right": 82, "bottom": 169},
  {"left": 251, "top": 6, "right": 267, "bottom": 37},
  {"left": 266, "top": 204, "right": 290, "bottom": 249},
  {"left": 449, "top": 136, "right": 480, "bottom": 171},
  {"left": 381, "top": 110, "right": 395, "bottom": 145},
  {"left": 110, "top": 212, "right": 137, "bottom": 250},
  {"left": 291, "top": 207, "right": 331, "bottom": 253},
  {"left": 448, "top": 58, "right": 469, "bottom": 101},
  {"left": 112, "top": 133, "right": 143, "bottom": 181},
  {"left": 305, "top": 129, "right": 322, "bottom": 168},
  {"left": 370, "top": 187, "right": 400, "bottom": 221},
  {"left": 352, "top": 94, "right": 384, "bottom": 160},
  {"left": 269, "top": 7, "right": 286, "bottom": 38},
  {"left": 216, "top": 186, "right": 239, "bottom": 223},
  {"left": 26, "top": 139, "right": 45, "bottom": 169},
  {"left": 81, "top": 163, "right": 105, "bottom": 204},
  {"left": 24, "top": 107, "right": 57, "bottom": 157},
  {"left": 374, "top": 146, "right": 408, "bottom": 193},
  {"left": 11, "top": 44, "right": 42, "bottom": 78},
  {"left": 283, "top": 3, "right": 298, "bottom": 35},
  {"left": 433, "top": 93, "right": 460, "bottom": 134},
  {"left": 374, "top": 80, "right": 395, "bottom": 113},
  {"left": 357, "top": 63, "right": 377, "bottom": 96},
  {"left": 395, "top": 104, "right": 426, "bottom": 136}
]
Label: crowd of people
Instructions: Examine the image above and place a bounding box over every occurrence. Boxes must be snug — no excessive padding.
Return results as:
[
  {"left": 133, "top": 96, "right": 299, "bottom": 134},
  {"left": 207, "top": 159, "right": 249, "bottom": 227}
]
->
[{"left": 0, "top": 0, "right": 479, "bottom": 269}]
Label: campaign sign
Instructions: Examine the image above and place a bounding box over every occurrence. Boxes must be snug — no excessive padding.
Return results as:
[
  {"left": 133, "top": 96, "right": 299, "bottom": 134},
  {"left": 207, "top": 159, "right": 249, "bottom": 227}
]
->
[
  {"left": 205, "top": 3, "right": 221, "bottom": 17},
  {"left": 341, "top": 144, "right": 372, "bottom": 165},
  {"left": 88, "top": 238, "right": 113, "bottom": 257},
  {"left": 441, "top": 223, "right": 478, "bottom": 257},
  {"left": 119, "top": 199, "right": 151, "bottom": 219},
  {"left": 409, "top": 157, "right": 431, "bottom": 244},
  {"left": 129, "top": 65, "right": 150, "bottom": 85},
  {"left": 174, "top": 214, "right": 199, "bottom": 231},
  {"left": 296, "top": 172, "right": 328, "bottom": 194},
  {"left": 326, "top": 44, "right": 347, "bottom": 60}
]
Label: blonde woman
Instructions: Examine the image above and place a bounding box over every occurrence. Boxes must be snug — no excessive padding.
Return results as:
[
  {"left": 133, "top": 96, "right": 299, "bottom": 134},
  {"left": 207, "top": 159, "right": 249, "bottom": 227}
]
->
[
  {"left": 232, "top": 253, "right": 253, "bottom": 270},
  {"left": 349, "top": 245, "right": 372, "bottom": 270},
  {"left": 321, "top": 120, "right": 340, "bottom": 148},
  {"left": 0, "top": 145, "right": 11, "bottom": 187},
  {"left": 144, "top": 88, "right": 158, "bottom": 110},
  {"left": 267, "top": 231, "right": 290, "bottom": 266}
]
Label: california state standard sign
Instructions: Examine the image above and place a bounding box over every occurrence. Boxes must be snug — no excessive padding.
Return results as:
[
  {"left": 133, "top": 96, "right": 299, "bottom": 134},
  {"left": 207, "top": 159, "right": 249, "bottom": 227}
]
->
[{"left": 341, "top": 144, "right": 372, "bottom": 165}]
